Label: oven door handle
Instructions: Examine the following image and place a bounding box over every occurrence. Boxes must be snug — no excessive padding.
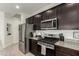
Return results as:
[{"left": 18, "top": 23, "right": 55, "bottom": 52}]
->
[
  {"left": 46, "top": 46, "right": 54, "bottom": 50},
  {"left": 37, "top": 42, "right": 54, "bottom": 50}
]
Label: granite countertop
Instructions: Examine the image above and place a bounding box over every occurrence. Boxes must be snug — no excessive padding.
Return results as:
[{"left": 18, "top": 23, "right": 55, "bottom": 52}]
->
[{"left": 55, "top": 40, "right": 79, "bottom": 51}]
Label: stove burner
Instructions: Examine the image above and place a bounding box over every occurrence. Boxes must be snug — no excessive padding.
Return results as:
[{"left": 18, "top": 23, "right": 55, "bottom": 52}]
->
[{"left": 38, "top": 37, "right": 59, "bottom": 45}]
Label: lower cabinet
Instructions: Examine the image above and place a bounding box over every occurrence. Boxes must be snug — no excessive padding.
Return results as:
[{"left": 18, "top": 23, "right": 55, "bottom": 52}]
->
[
  {"left": 29, "top": 40, "right": 79, "bottom": 56},
  {"left": 37, "top": 45, "right": 42, "bottom": 56},
  {"left": 29, "top": 39, "right": 55, "bottom": 56},
  {"left": 29, "top": 39, "right": 42, "bottom": 56},
  {"left": 55, "top": 45, "right": 79, "bottom": 56},
  {"left": 29, "top": 39, "right": 37, "bottom": 55},
  {"left": 55, "top": 51, "right": 69, "bottom": 56}
]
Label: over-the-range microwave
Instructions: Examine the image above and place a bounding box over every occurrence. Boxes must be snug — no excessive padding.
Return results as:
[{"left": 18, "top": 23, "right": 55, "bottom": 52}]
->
[{"left": 41, "top": 18, "right": 58, "bottom": 30}]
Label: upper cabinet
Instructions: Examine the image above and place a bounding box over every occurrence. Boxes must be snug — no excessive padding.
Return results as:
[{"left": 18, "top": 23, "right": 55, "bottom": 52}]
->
[
  {"left": 42, "top": 8, "right": 56, "bottom": 20},
  {"left": 26, "top": 3, "right": 79, "bottom": 30},
  {"left": 27, "top": 17, "right": 34, "bottom": 24},
  {"left": 57, "top": 4, "right": 79, "bottom": 30},
  {"left": 33, "top": 13, "right": 42, "bottom": 30}
]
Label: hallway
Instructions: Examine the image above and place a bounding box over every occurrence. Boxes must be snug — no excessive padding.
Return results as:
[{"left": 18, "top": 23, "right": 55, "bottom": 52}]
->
[{"left": 0, "top": 43, "right": 34, "bottom": 56}]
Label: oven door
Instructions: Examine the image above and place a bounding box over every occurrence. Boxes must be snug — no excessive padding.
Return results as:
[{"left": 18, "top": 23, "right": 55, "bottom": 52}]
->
[{"left": 37, "top": 42, "right": 55, "bottom": 56}]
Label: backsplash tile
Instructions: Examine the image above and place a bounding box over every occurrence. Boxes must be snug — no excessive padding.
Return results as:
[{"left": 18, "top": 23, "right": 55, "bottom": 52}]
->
[{"left": 34, "top": 30, "right": 79, "bottom": 40}]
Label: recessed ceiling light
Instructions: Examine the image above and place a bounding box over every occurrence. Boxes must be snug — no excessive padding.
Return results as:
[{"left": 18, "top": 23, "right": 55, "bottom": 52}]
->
[{"left": 16, "top": 5, "right": 20, "bottom": 9}]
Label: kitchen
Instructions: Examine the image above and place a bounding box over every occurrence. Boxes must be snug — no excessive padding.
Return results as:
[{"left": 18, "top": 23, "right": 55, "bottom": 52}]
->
[{"left": 19, "top": 3, "right": 79, "bottom": 56}]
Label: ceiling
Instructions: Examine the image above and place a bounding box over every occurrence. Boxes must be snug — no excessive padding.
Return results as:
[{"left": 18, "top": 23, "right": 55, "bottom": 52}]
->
[{"left": 0, "top": 3, "right": 51, "bottom": 18}]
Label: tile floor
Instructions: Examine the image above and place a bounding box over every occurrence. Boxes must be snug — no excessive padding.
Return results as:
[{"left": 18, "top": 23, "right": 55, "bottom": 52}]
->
[{"left": 0, "top": 43, "right": 34, "bottom": 56}]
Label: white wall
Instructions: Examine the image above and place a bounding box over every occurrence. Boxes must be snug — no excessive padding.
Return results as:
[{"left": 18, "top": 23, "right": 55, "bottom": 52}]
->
[
  {"left": 5, "top": 17, "right": 20, "bottom": 47},
  {"left": 0, "top": 11, "right": 22, "bottom": 49},
  {"left": 5, "top": 13, "right": 28, "bottom": 48},
  {"left": 20, "top": 13, "right": 30, "bottom": 24},
  {"left": 0, "top": 11, "right": 6, "bottom": 49},
  {"left": 12, "top": 18, "right": 20, "bottom": 44}
]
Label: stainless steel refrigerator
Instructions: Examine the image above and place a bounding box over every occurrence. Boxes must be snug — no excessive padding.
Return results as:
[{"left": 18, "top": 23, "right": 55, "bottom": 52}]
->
[{"left": 19, "top": 24, "right": 33, "bottom": 54}]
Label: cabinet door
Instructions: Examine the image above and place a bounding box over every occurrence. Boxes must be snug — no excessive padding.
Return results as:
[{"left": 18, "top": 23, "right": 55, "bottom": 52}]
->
[
  {"left": 76, "top": 4, "right": 79, "bottom": 29},
  {"left": 29, "top": 39, "right": 32, "bottom": 51},
  {"left": 29, "top": 39, "right": 38, "bottom": 55},
  {"left": 55, "top": 45, "right": 79, "bottom": 56},
  {"left": 57, "top": 4, "right": 79, "bottom": 30},
  {"left": 42, "top": 8, "right": 56, "bottom": 20},
  {"left": 55, "top": 51, "right": 69, "bottom": 56},
  {"left": 37, "top": 45, "right": 42, "bottom": 56},
  {"left": 28, "top": 17, "right": 34, "bottom": 24},
  {"left": 33, "top": 14, "right": 42, "bottom": 30}
]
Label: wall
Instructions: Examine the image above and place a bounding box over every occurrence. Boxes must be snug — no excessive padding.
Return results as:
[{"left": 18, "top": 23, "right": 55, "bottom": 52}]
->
[
  {"left": 20, "top": 13, "right": 29, "bottom": 24},
  {"left": 5, "top": 17, "right": 20, "bottom": 47},
  {"left": 35, "top": 30, "right": 78, "bottom": 39},
  {"left": 12, "top": 18, "right": 20, "bottom": 44},
  {"left": 34, "top": 30, "right": 79, "bottom": 44},
  {"left": 0, "top": 11, "right": 6, "bottom": 49},
  {"left": 5, "top": 13, "right": 28, "bottom": 48}
]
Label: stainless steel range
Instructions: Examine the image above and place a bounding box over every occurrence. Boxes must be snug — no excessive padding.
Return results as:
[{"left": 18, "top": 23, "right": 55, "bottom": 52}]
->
[{"left": 37, "top": 34, "right": 59, "bottom": 55}]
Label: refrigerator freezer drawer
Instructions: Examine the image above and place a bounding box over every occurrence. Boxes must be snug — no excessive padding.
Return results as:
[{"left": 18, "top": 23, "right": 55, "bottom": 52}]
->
[{"left": 19, "top": 42, "right": 26, "bottom": 54}]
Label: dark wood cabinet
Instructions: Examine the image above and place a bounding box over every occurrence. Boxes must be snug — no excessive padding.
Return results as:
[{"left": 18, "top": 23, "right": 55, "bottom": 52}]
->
[
  {"left": 55, "top": 45, "right": 79, "bottom": 56},
  {"left": 29, "top": 39, "right": 41, "bottom": 56},
  {"left": 26, "top": 3, "right": 79, "bottom": 30},
  {"left": 37, "top": 45, "right": 41, "bottom": 56},
  {"left": 29, "top": 39, "right": 38, "bottom": 55},
  {"left": 42, "top": 8, "right": 56, "bottom": 20},
  {"left": 27, "top": 17, "right": 34, "bottom": 24},
  {"left": 29, "top": 39, "right": 55, "bottom": 56},
  {"left": 33, "top": 14, "right": 42, "bottom": 30},
  {"left": 57, "top": 4, "right": 79, "bottom": 30}
]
